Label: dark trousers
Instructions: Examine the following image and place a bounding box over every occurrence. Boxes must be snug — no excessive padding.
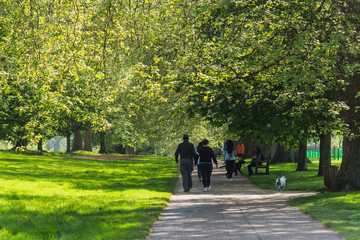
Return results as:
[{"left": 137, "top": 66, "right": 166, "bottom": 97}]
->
[
  {"left": 198, "top": 163, "right": 213, "bottom": 188},
  {"left": 180, "top": 158, "right": 193, "bottom": 190},
  {"left": 197, "top": 165, "right": 202, "bottom": 180},
  {"left": 225, "top": 160, "right": 235, "bottom": 178},
  {"left": 248, "top": 162, "right": 256, "bottom": 176}
]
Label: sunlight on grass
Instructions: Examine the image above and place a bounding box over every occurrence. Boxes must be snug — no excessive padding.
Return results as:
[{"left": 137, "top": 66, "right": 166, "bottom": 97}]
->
[
  {"left": 244, "top": 158, "right": 342, "bottom": 191},
  {"left": 243, "top": 157, "right": 358, "bottom": 240},
  {"left": 0, "top": 151, "right": 179, "bottom": 240},
  {"left": 290, "top": 191, "right": 360, "bottom": 240}
]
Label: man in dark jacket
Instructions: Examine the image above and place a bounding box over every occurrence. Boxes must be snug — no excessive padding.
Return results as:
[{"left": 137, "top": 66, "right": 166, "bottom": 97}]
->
[{"left": 175, "top": 134, "right": 196, "bottom": 192}]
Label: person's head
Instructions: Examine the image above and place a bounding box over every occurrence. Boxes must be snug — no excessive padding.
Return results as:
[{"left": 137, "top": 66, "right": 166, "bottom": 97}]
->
[
  {"left": 202, "top": 139, "right": 209, "bottom": 146},
  {"left": 197, "top": 142, "right": 203, "bottom": 149},
  {"left": 183, "top": 134, "right": 189, "bottom": 141},
  {"left": 226, "top": 139, "right": 234, "bottom": 153}
]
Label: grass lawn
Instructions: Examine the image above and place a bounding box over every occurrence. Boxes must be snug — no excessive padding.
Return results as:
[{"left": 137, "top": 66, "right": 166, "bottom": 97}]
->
[
  {"left": 243, "top": 158, "right": 359, "bottom": 240},
  {"left": 0, "top": 151, "right": 179, "bottom": 240}
]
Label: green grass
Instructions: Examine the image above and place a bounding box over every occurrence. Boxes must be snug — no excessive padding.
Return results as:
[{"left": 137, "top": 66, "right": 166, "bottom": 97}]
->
[
  {"left": 244, "top": 158, "right": 341, "bottom": 191},
  {"left": 244, "top": 158, "right": 359, "bottom": 240},
  {"left": 0, "top": 151, "right": 179, "bottom": 240},
  {"left": 289, "top": 191, "right": 360, "bottom": 240}
]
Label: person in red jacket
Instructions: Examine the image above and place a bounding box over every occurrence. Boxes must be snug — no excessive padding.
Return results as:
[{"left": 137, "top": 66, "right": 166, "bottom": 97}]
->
[{"left": 236, "top": 142, "right": 245, "bottom": 160}]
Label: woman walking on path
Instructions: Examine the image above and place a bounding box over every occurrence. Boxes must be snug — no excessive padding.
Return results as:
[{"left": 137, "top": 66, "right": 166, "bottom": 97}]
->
[
  {"left": 224, "top": 140, "right": 236, "bottom": 181},
  {"left": 195, "top": 142, "right": 203, "bottom": 182},
  {"left": 197, "top": 139, "right": 218, "bottom": 192}
]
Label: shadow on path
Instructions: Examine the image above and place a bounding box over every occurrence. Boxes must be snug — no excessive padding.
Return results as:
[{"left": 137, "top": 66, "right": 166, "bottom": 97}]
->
[{"left": 147, "top": 167, "right": 345, "bottom": 240}]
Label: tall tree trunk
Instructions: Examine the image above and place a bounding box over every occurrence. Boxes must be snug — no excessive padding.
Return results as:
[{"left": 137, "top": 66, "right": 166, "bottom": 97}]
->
[
  {"left": 125, "top": 145, "right": 134, "bottom": 155},
  {"left": 333, "top": 72, "right": 360, "bottom": 191},
  {"left": 37, "top": 138, "right": 43, "bottom": 151},
  {"left": 99, "top": 132, "right": 107, "bottom": 154},
  {"left": 83, "top": 126, "right": 92, "bottom": 152},
  {"left": 296, "top": 139, "right": 308, "bottom": 171},
  {"left": 318, "top": 132, "right": 331, "bottom": 176},
  {"left": 66, "top": 133, "right": 71, "bottom": 152},
  {"left": 14, "top": 138, "right": 28, "bottom": 149},
  {"left": 72, "top": 130, "right": 83, "bottom": 151},
  {"left": 333, "top": 135, "right": 360, "bottom": 191}
]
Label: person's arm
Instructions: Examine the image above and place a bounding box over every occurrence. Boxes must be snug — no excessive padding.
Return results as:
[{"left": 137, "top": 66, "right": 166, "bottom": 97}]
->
[
  {"left": 175, "top": 145, "right": 181, "bottom": 164},
  {"left": 211, "top": 149, "right": 218, "bottom": 167},
  {"left": 192, "top": 145, "right": 196, "bottom": 164}
]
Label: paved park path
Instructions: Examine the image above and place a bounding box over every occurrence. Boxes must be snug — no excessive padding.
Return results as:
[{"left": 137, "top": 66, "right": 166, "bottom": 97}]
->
[{"left": 146, "top": 167, "right": 345, "bottom": 240}]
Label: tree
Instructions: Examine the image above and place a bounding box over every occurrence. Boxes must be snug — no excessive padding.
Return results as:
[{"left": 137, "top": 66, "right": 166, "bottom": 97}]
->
[
  {"left": 332, "top": 0, "right": 360, "bottom": 190},
  {"left": 169, "top": 0, "right": 348, "bottom": 173}
]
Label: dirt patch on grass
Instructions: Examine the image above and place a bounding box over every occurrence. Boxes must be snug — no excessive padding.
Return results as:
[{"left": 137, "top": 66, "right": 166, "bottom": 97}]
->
[{"left": 67, "top": 154, "right": 143, "bottom": 160}]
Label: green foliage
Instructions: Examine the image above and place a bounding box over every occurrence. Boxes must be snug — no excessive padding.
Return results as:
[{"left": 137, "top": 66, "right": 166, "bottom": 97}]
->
[
  {"left": 0, "top": 151, "right": 179, "bottom": 239},
  {"left": 171, "top": 0, "right": 354, "bottom": 148}
]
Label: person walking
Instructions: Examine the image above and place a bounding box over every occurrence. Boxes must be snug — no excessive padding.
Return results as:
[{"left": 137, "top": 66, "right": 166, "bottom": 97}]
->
[
  {"left": 247, "top": 146, "right": 264, "bottom": 176},
  {"left": 236, "top": 141, "right": 245, "bottom": 161},
  {"left": 224, "top": 139, "right": 236, "bottom": 181},
  {"left": 197, "top": 139, "right": 218, "bottom": 192},
  {"left": 195, "top": 142, "right": 203, "bottom": 182},
  {"left": 175, "top": 134, "right": 196, "bottom": 192}
]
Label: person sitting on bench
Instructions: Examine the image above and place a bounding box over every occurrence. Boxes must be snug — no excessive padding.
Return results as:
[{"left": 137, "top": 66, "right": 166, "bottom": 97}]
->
[{"left": 247, "top": 146, "right": 263, "bottom": 176}]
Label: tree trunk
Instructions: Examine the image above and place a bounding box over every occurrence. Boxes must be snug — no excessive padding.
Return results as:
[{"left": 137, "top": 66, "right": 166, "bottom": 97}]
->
[
  {"left": 83, "top": 126, "right": 92, "bottom": 152},
  {"left": 296, "top": 139, "right": 308, "bottom": 171},
  {"left": 125, "top": 145, "right": 135, "bottom": 155},
  {"left": 271, "top": 144, "right": 297, "bottom": 163},
  {"left": 66, "top": 133, "right": 71, "bottom": 152},
  {"left": 14, "top": 138, "right": 28, "bottom": 149},
  {"left": 99, "top": 132, "right": 107, "bottom": 154},
  {"left": 37, "top": 138, "right": 43, "bottom": 151},
  {"left": 72, "top": 130, "right": 83, "bottom": 151},
  {"left": 318, "top": 132, "right": 331, "bottom": 176},
  {"left": 333, "top": 71, "right": 360, "bottom": 191}
]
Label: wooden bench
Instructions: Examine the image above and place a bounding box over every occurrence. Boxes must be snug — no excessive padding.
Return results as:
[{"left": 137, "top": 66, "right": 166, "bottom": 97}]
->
[{"left": 255, "top": 160, "right": 270, "bottom": 175}]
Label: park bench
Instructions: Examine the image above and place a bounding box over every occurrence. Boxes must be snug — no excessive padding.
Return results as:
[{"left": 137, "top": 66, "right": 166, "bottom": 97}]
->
[{"left": 254, "top": 159, "right": 270, "bottom": 175}]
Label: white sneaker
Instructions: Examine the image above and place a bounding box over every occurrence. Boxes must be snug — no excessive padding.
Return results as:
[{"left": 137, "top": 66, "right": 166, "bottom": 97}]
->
[
  {"left": 207, "top": 186, "right": 211, "bottom": 191},
  {"left": 203, "top": 188, "right": 207, "bottom": 192},
  {"left": 228, "top": 178, "right": 232, "bottom": 182}
]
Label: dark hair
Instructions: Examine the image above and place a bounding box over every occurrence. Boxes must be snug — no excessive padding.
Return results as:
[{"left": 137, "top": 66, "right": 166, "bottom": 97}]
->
[
  {"left": 202, "top": 139, "right": 209, "bottom": 146},
  {"left": 226, "top": 140, "right": 234, "bottom": 154},
  {"left": 183, "top": 134, "right": 189, "bottom": 141},
  {"left": 197, "top": 142, "right": 203, "bottom": 149}
]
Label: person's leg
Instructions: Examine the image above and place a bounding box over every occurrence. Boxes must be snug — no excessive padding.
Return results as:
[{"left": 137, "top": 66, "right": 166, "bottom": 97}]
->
[
  {"left": 225, "top": 161, "right": 231, "bottom": 179},
  {"left": 186, "top": 159, "right": 193, "bottom": 189},
  {"left": 248, "top": 162, "right": 255, "bottom": 176},
  {"left": 228, "top": 160, "right": 235, "bottom": 179},
  {"left": 207, "top": 164, "right": 213, "bottom": 188},
  {"left": 197, "top": 165, "right": 202, "bottom": 181},
  {"left": 198, "top": 164, "right": 207, "bottom": 188},
  {"left": 180, "top": 159, "right": 191, "bottom": 191}
]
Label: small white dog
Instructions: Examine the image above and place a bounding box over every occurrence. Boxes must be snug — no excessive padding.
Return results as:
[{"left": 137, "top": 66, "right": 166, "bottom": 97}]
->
[{"left": 276, "top": 175, "right": 286, "bottom": 190}]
